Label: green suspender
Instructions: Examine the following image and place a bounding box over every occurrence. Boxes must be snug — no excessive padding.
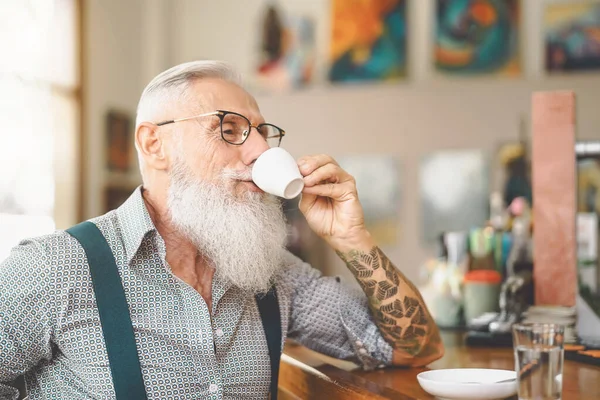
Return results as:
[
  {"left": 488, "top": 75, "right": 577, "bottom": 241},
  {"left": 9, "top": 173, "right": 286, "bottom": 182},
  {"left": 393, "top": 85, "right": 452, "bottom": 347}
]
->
[
  {"left": 255, "top": 286, "right": 282, "bottom": 400},
  {"left": 67, "top": 222, "right": 148, "bottom": 399}
]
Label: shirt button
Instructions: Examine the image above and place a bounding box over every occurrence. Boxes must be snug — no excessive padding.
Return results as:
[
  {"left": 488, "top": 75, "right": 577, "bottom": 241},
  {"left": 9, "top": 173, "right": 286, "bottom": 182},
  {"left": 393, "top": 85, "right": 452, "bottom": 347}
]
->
[
  {"left": 215, "top": 328, "right": 224, "bottom": 337},
  {"left": 358, "top": 348, "right": 368, "bottom": 355},
  {"left": 355, "top": 340, "right": 363, "bottom": 347},
  {"left": 209, "top": 383, "right": 218, "bottom": 393}
]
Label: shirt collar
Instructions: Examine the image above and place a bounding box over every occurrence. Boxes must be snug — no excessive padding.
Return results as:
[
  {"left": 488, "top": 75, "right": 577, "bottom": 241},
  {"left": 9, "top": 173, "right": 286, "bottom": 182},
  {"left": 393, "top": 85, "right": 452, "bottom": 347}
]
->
[
  {"left": 116, "top": 185, "right": 158, "bottom": 264},
  {"left": 114, "top": 186, "right": 234, "bottom": 297}
]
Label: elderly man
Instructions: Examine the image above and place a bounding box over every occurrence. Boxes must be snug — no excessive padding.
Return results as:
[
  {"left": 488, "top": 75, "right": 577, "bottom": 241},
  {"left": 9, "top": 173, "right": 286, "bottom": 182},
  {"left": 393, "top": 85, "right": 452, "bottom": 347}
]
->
[{"left": 0, "top": 61, "right": 443, "bottom": 399}]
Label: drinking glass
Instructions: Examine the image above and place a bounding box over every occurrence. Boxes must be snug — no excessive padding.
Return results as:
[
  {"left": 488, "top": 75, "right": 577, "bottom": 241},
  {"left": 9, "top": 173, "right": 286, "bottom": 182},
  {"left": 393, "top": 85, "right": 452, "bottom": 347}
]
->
[{"left": 512, "top": 323, "right": 564, "bottom": 400}]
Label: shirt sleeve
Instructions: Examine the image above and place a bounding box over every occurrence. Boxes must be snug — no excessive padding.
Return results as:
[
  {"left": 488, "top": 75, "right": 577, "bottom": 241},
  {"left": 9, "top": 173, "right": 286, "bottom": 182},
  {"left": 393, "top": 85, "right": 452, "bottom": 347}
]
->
[
  {"left": 0, "top": 240, "right": 56, "bottom": 399},
  {"left": 281, "top": 251, "right": 393, "bottom": 371}
]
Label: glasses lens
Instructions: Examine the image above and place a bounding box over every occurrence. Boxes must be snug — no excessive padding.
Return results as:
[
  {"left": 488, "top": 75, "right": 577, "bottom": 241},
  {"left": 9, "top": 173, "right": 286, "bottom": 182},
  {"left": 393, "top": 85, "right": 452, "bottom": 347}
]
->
[
  {"left": 221, "top": 113, "right": 250, "bottom": 144},
  {"left": 258, "top": 124, "right": 283, "bottom": 147}
]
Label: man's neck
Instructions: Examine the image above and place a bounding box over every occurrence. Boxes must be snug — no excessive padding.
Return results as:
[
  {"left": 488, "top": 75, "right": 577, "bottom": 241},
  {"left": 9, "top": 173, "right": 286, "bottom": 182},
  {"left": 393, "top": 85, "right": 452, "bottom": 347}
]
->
[{"left": 142, "top": 187, "right": 215, "bottom": 310}]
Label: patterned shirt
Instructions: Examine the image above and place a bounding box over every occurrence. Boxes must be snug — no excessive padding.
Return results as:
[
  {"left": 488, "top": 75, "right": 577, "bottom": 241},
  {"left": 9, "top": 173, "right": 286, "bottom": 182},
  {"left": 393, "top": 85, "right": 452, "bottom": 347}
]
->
[{"left": 0, "top": 187, "right": 393, "bottom": 399}]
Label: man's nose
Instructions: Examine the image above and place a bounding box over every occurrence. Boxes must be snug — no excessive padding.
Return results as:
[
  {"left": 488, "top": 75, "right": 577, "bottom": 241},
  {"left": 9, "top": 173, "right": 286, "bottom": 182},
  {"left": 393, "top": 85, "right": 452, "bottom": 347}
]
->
[{"left": 240, "top": 126, "right": 270, "bottom": 166}]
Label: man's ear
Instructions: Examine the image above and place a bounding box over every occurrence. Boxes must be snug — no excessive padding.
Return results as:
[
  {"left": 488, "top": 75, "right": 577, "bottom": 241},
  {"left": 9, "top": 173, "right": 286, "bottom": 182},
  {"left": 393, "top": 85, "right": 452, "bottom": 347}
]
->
[{"left": 135, "top": 122, "right": 169, "bottom": 171}]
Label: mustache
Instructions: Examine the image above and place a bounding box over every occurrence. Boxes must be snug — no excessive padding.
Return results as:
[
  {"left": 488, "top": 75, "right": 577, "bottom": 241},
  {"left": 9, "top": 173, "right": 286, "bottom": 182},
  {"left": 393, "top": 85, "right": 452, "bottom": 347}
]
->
[{"left": 222, "top": 169, "right": 253, "bottom": 181}]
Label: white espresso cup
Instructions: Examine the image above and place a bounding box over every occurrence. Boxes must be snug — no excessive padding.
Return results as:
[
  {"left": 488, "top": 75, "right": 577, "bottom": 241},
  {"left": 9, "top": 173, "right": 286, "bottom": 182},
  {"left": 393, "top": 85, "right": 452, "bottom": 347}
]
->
[{"left": 252, "top": 148, "right": 305, "bottom": 199}]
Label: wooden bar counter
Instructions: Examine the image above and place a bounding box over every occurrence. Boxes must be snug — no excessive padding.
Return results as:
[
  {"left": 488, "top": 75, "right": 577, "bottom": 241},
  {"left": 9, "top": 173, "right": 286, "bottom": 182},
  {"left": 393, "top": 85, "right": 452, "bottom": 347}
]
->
[{"left": 279, "top": 331, "right": 600, "bottom": 399}]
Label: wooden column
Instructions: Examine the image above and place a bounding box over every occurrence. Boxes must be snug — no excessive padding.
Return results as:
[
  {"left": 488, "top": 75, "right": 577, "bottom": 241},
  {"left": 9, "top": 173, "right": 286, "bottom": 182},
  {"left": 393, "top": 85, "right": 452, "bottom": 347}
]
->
[{"left": 531, "top": 91, "right": 577, "bottom": 306}]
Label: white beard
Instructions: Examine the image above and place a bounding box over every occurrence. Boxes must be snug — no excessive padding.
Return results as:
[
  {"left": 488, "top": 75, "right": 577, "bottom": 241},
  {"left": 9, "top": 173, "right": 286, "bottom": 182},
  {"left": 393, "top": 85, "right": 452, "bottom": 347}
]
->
[{"left": 167, "top": 158, "right": 288, "bottom": 294}]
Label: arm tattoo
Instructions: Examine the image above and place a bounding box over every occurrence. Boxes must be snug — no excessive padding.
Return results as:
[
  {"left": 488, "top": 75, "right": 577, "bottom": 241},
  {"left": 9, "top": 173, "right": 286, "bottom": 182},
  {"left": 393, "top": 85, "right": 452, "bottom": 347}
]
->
[{"left": 337, "top": 247, "right": 440, "bottom": 357}]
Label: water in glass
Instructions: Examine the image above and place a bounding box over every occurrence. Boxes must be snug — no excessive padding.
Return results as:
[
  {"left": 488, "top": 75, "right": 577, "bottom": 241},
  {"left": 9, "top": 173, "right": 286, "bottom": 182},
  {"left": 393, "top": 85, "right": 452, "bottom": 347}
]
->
[{"left": 515, "top": 344, "right": 563, "bottom": 400}]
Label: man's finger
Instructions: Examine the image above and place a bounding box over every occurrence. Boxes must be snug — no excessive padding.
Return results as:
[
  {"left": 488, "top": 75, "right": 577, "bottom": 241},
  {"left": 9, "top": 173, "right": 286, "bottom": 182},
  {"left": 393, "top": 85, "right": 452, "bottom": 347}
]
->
[
  {"left": 302, "top": 181, "right": 355, "bottom": 201},
  {"left": 298, "top": 154, "right": 339, "bottom": 176},
  {"left": 303, "top": 163, "right": 352, "bottom": 187}
]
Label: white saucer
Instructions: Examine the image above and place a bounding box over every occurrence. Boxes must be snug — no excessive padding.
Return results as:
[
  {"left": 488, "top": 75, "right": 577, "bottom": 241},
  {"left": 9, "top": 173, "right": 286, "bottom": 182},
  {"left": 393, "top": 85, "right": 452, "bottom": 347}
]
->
[{"left": 417, "top": 368, "right": 517, "bottom": 400}]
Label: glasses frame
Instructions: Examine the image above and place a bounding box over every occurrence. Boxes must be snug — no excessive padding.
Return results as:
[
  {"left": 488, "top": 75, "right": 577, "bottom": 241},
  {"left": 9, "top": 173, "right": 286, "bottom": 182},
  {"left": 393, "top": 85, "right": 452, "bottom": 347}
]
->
[{"left": 155, "top": 109, "right": 285, "bottom": 147}]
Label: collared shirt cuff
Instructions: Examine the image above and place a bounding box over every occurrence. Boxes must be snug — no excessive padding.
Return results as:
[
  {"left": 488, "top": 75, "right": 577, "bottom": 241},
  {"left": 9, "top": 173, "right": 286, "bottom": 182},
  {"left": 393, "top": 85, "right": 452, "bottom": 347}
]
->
[{"left": 335, "top": 277, "right": 393, "bottom": 371}]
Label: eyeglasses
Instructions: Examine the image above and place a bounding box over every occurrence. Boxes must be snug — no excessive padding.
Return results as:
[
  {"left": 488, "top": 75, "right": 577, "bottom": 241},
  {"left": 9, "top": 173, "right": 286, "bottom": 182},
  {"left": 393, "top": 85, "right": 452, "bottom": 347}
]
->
[{"left": 155, "top": 110, "right": 285, "bottom": 147}]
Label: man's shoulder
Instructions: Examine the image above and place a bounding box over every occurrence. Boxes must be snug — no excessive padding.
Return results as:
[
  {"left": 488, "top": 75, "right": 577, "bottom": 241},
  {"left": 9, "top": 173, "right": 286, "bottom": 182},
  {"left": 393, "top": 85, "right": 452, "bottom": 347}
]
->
[
  {"left": 6, "top": 229, "right": 84, "bottom": 270},
  {"left": 0, "top": 229, "right": 86, "bottom": 294},
  {"left": 2, "top": 211, "right": 119, "bottom": 271}
]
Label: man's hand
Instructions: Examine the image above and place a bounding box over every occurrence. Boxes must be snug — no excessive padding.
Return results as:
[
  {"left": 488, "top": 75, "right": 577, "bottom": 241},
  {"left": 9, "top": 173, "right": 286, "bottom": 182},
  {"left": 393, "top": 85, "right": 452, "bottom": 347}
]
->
[{"left": 297, "top": 154, "right": 372, "bottom": 252}]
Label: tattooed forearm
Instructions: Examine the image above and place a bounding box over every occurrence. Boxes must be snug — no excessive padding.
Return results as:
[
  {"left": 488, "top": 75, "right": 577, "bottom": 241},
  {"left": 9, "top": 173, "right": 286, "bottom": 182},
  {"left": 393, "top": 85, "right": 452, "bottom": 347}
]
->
[{"left": 337, "top": 247, "right": 442, "bottom": 360}]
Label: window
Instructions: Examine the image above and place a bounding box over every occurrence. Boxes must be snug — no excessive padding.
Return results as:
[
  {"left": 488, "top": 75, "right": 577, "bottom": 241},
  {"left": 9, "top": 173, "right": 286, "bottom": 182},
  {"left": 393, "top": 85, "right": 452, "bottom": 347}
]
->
[{"left": 0, "top": 0, "right": 80, "bottom": 260}]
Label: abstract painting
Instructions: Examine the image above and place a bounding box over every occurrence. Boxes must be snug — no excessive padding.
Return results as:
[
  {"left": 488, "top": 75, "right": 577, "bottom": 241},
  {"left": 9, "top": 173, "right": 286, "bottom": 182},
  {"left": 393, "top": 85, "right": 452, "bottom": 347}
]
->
[
  {"left": 545, "top": 2, "right": 600, "bottom": 73},
  {"left": 329, "top": 0, "right": 407, "bottom": 82},
  {"left": 256, "top": 4, "right": 316, "bottom": 91},
  {"left": 338, "top": 155, "right": 401, "bottom": 245},
  {"left": 420, "top": 150, "right": 489, "bottom": 243},
  {"left": 435, "top": 0, "right": 520, "bottom": 76}
]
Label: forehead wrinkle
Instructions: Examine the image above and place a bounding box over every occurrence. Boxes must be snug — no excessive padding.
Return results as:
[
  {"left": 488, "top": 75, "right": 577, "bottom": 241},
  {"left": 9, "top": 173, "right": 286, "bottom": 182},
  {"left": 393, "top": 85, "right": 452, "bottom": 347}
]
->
[{"left": 187, "top": 91, "right": 216, "bottom": 115}]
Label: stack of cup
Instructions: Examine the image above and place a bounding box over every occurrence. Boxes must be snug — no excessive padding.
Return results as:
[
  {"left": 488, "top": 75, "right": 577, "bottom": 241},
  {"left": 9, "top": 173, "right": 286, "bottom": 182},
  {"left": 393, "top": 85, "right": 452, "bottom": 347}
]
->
[{"left": 521, "top": 306, "right": 577, "bottom": 343}]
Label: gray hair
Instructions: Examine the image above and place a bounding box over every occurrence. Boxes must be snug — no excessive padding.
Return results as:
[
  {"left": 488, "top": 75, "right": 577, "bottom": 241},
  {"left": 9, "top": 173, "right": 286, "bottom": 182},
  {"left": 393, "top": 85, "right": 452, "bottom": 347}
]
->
[{"left": 135, "top": 60, "right": 241, "bottom": 128}]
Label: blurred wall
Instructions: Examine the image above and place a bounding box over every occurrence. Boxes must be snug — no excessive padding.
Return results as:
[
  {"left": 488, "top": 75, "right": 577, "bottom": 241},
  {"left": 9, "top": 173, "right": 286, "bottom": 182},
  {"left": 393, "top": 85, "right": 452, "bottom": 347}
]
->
[
  {"left": 83, "top": 0, "right": 144, "bottom": 218},
  {"left": 84, "top": 0, "right": 600, "bottom": 284}
]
